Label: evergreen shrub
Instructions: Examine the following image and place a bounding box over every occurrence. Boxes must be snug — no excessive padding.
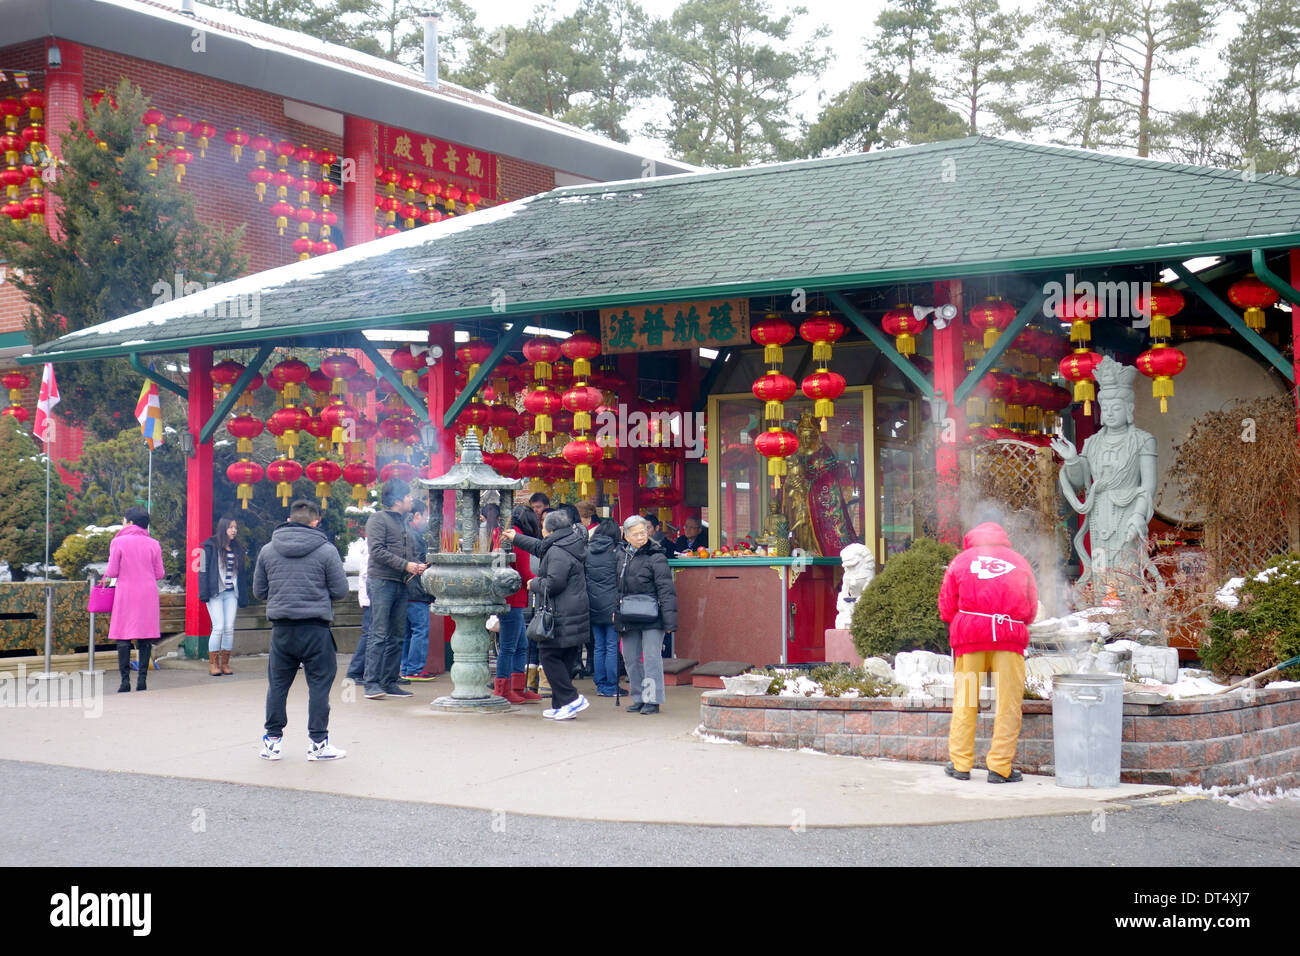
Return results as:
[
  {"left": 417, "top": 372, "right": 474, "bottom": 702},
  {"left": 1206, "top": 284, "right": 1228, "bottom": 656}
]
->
[
  {"left": 850, "top": 537, "right": 958, "bottom": 660},
  {"left": 1201, "top": 552, "right": 1300, "bottom": 680}
]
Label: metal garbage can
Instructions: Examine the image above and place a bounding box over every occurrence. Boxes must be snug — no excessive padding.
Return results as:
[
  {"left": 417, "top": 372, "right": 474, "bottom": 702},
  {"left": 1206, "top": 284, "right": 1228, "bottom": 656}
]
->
[{"left": 1051, "top": 674, "right": 1123, "bottom": 788}]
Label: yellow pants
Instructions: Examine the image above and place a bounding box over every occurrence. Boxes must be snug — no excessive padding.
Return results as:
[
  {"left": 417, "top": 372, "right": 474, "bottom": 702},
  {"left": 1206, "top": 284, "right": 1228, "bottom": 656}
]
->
[{"left": 948, "top": 651, "right": 1025, "bottom": 778}]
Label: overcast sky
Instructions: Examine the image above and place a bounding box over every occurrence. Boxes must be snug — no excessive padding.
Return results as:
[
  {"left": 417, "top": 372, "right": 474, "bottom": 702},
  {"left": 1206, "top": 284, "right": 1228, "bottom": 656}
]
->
[{"left": 454, "top": 0, "right": 1235, "bottom": 160}]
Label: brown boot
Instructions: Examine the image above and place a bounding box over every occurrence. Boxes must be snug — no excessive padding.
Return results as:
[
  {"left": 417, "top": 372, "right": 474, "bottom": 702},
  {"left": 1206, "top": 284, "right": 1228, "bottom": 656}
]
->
[
  {"left": 220, "top": 650, "right": 233, "bottom": 675},
  {"left": 525, "top": 663, "right": 540, "bottom": 693},
  {"left": 512, "top": 672, "right": 540, "bottom": 702},
  {"left": 209, "top": 652, "right": 221, "bottom": 677}
]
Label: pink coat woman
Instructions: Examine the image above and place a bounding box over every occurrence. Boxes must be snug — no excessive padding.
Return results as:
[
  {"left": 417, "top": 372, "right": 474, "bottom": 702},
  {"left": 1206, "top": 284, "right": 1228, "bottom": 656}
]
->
[{"left": 105, "top": 522, "right": 165, "bottom": 641}]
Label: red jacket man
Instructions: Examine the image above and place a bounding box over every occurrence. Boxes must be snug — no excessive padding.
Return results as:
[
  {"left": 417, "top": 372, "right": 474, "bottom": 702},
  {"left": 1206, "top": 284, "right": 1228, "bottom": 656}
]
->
[{"left": 938, "top": 522, "right": 1039, "bottom": 783}]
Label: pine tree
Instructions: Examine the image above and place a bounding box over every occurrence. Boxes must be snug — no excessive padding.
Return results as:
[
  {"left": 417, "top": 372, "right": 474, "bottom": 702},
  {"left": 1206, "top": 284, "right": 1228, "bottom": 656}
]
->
[
  {"left": 0, "top": 416, "right": 73, "bottom": 576},
  {"left": 0, "top": 79, "right": 245, "bottom": 441},
  {"left": 932, "top": 0, "right": 1035, "bottom": 135},
  {"left": 803, "top": 0, "right": 964, "bottom": 156},
  {"left": 209, "top": 0, "right": 377, "bottom": 47},
  {"left": 645, "top": 0, "right": 830, "bottom": 167}
]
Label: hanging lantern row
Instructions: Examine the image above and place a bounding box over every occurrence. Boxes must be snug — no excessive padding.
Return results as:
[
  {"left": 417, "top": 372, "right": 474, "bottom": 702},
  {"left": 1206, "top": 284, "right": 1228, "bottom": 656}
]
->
[
  {"left": 799, "top": 311, "right": 846, "bottom": 432},
  {"left": 2, "top": 91, "right": 48, "bottom": 224}
]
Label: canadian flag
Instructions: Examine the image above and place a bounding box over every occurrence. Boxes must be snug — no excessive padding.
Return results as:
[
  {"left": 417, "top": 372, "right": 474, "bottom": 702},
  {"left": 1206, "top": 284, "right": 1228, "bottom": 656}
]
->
[{"left": 32, "top": 363, "right": 59, "bottom": 446}]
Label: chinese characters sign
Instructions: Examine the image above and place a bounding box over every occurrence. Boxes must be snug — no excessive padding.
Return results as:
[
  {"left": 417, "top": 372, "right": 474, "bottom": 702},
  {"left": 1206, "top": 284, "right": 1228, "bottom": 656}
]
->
[
  {"left": 379, "top": 126, "right": 498, "bottom": 200},
  {"left": 601, "top": 299, "right": 750, "bottom": 354}
]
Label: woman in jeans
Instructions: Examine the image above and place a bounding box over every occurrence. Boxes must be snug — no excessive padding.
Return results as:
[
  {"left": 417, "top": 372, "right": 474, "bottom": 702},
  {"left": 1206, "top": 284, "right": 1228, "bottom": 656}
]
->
[
  {"left": 616, "top": 515, "right": 678, "bottom": 714},
  {"left": 199, "top": 516, "right": 246, "bottom": 676},
  {"left": 586, "top": 519, "right": 620, "bottom": 697},
  {"left": 495, "top": 505, "right": 542, "bottom": 703}
]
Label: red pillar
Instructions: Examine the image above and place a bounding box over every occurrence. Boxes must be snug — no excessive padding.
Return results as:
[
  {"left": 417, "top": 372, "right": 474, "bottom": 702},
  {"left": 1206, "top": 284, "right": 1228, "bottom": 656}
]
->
[
  {"left": 1291, "top": 249, "right": 1300, "bottom": 438},
  {"left": 185, "top": 348, "right": 214, "bottom": 646},
  {"left": 44, "top": 39, "right": 83, "bottom": 241},
  {"left": 932, "top": 279, "right": 967, "bottom": 545},
  {"left": 425, "top": 324, "right": 457, "bottom": 530},
  {"left": 342, "top": 116, "right": 376, "bottom": 248},
  {"left": 616, "top": 354, "right": 639, "bottom": 523}
]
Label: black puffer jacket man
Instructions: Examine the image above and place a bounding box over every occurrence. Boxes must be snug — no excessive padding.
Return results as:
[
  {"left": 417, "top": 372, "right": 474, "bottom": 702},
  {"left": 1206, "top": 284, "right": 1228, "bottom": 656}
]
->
[{"left": 252, "top": 499, "right": 349, "bottom": 761}]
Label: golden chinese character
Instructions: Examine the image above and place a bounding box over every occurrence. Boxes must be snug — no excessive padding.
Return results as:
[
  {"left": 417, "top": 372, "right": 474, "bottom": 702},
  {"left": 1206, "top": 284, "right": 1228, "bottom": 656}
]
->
[
  {"left": 466, "top": 152, "right": 483, "bottom": 178},
  {"left": 420, "top": 139, "right": 437, "bottom": 167},
  {"left": 443, "top": 145, "right": 459, "bottom": 174},
  {"left": 393, "top": 134, "right": 413, "bottom": 161}
]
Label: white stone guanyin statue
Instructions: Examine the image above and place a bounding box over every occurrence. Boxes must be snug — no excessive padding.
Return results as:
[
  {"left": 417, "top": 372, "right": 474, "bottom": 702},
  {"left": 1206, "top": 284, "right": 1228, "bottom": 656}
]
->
[{"left": 836, "top": 543, "right": 876, "bottom": 629}]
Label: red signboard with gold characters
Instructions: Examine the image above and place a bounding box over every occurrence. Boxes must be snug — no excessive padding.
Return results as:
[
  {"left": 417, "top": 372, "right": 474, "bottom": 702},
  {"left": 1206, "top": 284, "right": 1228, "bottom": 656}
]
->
[{"left": 378, "top": 125, "right": 499, "bottom": 202}]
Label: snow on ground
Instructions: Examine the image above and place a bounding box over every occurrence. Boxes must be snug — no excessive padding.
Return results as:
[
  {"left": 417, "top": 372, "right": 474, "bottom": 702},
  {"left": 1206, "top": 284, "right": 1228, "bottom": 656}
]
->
[{"left": 1179, "top": 781, "right": 1300, "bottom": 809}]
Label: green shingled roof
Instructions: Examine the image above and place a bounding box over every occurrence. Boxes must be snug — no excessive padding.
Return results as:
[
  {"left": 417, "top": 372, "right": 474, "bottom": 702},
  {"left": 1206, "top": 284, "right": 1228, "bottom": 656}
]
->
[{"left": 27, "top": 136, "right": 1300, "bottom": 363}]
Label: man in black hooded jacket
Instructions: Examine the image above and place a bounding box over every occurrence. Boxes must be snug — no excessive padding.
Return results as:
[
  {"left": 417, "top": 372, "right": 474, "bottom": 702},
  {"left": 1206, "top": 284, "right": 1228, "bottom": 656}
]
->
[{"left": 253, "top": 499, "right": 350, "bottom": 761}]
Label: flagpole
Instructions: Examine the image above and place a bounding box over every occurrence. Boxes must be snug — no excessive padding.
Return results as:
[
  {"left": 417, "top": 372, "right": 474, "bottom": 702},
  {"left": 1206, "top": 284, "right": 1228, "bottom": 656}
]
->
[
  {"left": 147, "top": 445, "right": 153, "bottom": 512},
  {"left": 44, "top": 440, "right": 50, "bottom": 581}
]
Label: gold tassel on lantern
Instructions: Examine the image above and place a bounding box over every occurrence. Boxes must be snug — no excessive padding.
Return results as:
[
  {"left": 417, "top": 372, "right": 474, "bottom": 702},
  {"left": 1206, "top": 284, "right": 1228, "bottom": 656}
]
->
[
  {"left": 767, "top": 456, "right": 787, "bottom": 488},
  {"left": 813, "top": 398, "right": 834, "bottom": 426},
  {"left": 276, "top": 481, "right": 293, "bottom": 506},
  {"left": 1072, "top": 380, "right": 1095, "bottom": 417}
]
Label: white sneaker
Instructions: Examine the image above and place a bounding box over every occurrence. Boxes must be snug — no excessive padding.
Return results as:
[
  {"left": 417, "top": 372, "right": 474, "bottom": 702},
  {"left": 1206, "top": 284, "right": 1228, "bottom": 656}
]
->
[
  {"left": 553, "top": 695, "right": 590, "bottom": 721},
  {"left": 306, "top": 737, "right": 347, "bottom": 761},
  {"left": 259, "top": 735, "right": 283, "bottom": 761},
  {"left": 542, "top": 708, "right": 559, "bottom": 719}
]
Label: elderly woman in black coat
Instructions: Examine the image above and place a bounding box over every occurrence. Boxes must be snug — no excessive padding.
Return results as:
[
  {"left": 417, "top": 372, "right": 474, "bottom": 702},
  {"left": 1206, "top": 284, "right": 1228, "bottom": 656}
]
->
[
  {"left": 616, "top": 515, "right": 678, "bottom": 714},
  {"left": 503, "top": 510, "right": 591, "bottom": 720},
  {"left": 585, "top": 519, "right": 621, "bottom": 697}
]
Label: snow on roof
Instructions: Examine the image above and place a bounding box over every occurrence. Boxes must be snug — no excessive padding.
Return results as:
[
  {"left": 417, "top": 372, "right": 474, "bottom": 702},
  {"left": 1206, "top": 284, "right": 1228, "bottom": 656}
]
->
[
  {"left": 100, "top": 0, "right": 701, "bottom": 172},
  {"left": 63, "top": 196, "right": 533, "bottom": 338}
]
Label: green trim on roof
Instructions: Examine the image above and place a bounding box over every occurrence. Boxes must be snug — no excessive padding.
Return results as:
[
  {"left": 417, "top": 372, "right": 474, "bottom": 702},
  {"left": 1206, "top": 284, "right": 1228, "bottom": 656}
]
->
[
  {"left": 22, "top": 137, "right": 1300, "bottom": 366},
  {"left": 1250, "top": 248, "right": 1300, "bottom": 309},
  {"left": 0, "top": 331, "right": 29, "bottom": 349}
]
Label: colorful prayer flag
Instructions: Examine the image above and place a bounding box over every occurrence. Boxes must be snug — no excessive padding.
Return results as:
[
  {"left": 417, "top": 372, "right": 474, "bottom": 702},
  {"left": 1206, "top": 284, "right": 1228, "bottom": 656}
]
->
[
  {"left": 135, "top": 372, "right": 163, "bottom": 450},
  {"left": 33, "top": 363, "right": 59, "bottom": 445}
]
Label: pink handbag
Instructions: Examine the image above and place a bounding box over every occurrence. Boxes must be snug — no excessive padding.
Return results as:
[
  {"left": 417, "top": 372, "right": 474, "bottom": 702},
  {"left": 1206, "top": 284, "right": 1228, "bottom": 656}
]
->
[{"left": 87, "top": 582, "right": 115, "bottom": 613}]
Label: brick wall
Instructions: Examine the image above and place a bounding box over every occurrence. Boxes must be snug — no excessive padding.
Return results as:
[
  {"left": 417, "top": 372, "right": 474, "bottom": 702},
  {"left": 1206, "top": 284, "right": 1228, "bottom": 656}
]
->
[
  {"left": 699, "top": 686, "right": 1300, "bottom": 791},
  {"left": 499, "top": 155, "right": 556, "bottom": 203}
]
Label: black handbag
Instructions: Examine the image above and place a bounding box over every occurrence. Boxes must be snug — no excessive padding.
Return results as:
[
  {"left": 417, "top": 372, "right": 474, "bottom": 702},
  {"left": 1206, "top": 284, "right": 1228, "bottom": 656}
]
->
[
  {"left": 525, "top": 582, "right": 555, "bottom": 642},
  {"left": 617, "top": 554, "right": 660, "bottom": 624}
]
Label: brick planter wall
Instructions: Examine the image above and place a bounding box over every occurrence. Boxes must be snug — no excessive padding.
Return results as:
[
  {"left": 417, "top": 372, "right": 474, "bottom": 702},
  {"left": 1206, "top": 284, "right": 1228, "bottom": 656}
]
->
[{"left": 698, "top": 686, "right": 1300, "bottom": 790}]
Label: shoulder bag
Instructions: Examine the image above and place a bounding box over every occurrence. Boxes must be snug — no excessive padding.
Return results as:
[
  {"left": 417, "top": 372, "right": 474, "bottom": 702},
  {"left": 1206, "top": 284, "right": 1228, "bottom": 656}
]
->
[
  {"left": 88, "top": 580, "right": 115, "bottom": 613},
  {"left": 617, "top": 552, "right": 660, "bottom": 625},
  {"left": 525, "top": 580, "right": 555, "bottom": 642}
]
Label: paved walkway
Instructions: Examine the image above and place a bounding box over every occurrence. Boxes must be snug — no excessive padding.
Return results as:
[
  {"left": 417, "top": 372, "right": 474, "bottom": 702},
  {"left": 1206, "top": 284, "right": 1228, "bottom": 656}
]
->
[{"left": 0, "top": 655, "right": 1176, "bottom": 827}]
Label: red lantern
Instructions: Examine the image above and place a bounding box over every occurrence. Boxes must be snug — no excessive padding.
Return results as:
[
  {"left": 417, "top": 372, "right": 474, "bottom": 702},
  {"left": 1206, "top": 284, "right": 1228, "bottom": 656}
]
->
[
  {"left": 342, "top": 461, "right": 378, "bottom": 504},
  {"left": 306, "top": 370, "right": 333, "bottom": 399},
  {"left": 561, "top": 385, "right": 602, "bottom": 433},
  {"left": 750, "top": 313, "right": 797, "bottom": 365},
  {"left": 292, "top": 235, "right": 313, "bottom": 260},
  {"left": 1, "top": 404, "right": 29, "bottom": 422},
  {"left": 248, "top": 134, "right": 273, "bottom": 164},
  {"left": 1136, "top": 344, "right": 1187, "bottom": 414},
  {"left": 754, "top": 428, "right": 799, "bottom": 489},
  {"left": 390, "top": 345, "right": 424, "bottom": 388},
  {"left": 487, "top": 403, "right": 518, "bottom": 445},
  {"left": 881, "top": 304, "right": 926, "bottom": 356},
  {"left": 752, "top": 371, "right": 796, "bottom": 423},
  {"left": 801, "top": 370, "right": 847, "bottom": 431},
  {"left": 798, "top": 312, "right": 845, "bottom": 363},
  {"left": 165, "top": 114, "right": 192, "bottom": 145},
  {"left": 1056, "top": 294, "right": 1098, "bottom": 346},
  {"left": 211, "top": 359, "right": 245, "bottom": 394},
  {"left": 305, "top": 414, "right": 333, "bottom": 453},
  {"left": 267, "top": 458, "right": 304, "bottom": 506},
  {"left": 225, "top": 414, "right": 264, "bottom": 454},
  {"left": 1134, "top": 282, "right": 1185, "bottom": 339},
  {"left": 21, "top": 193, "right": 44, "bottom": 222},
  {"left": 518, "top": 453, "right": 549, "bottom": 493},
  {"left": 562, "top": 438, "right": 603, "bottom": 495},
  {"left": 270, "top": 199, "right": 294, "bottom": 234},
  {"left": 191, "top": 120, "right": 216, "bottom": 157},
  {"left": 320, "top": 354, "right": 360, "bottom": 395},
  {"left": 225, "top": 127, "right": 250, "bottom": 162},
  {"left": 226, "top": 460, "right": 264, "bottom": 509},
  {"left": 494, "top": 453, "right": 520, "bottom": 478},
  {"left": 524, "top": 386, "right": 562, "bottom": 443},
  {"left": 380, "top": 461, "right": 417, "bottom": 483},
  {"left": 523, "top": 336, "right": 562, "bottom": 382},
  {"left": 1227, "top": 274, "right": 1279, "bottom": 332},
  {"left": 348, "top": 372, "right": 377, "bottom": 397},
  {"left": 317, "top": 149, "right": 337, "bottom": 177},
  {"left": 561, "top": 331, "right": 602, "bottom": 379},
  {"left": 968, "top": 296, "right": 1017, "bottom": 350},
  {"left": 3, "top": 370, "right": 29, "bottom": 404},
  {"left": 378, "top": 415, "right": 420, "bottom": 448},
  {"left": 443, "top": 183, "right": 462, "bottom": 211},
  {"left": 456, "top": 337, "right": 493, "bottom": 372},
  {"left": 319, "top": 401, "right": 359, "bottom": 447},
  {"left": 141, "top": 107, "right": 166, "bottom": 139},
  {"left": 305, "top": 458, "right": 342, "bottom": 506},
  {"left": 1058, "top": 350, "right": 1103, "bottom": 415},
  {"left": 247, "top": 164, "right": 272, "bottom": 201},
  {"left": 270, "top": 357, "right": 311, "bottom": 402},
  {"left": 21, "top": 90, "right": 44, "bottom": 122},
  {"left": 3, "top": 199, "right": 27, "bottom": 221},
  {"left": 269, "top": 406, "right": 312, "bottom": 455}
]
